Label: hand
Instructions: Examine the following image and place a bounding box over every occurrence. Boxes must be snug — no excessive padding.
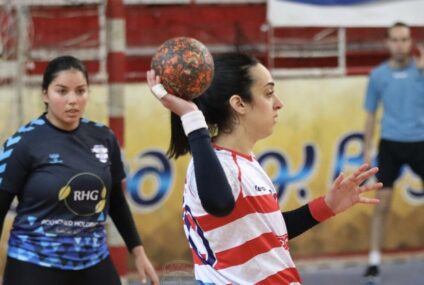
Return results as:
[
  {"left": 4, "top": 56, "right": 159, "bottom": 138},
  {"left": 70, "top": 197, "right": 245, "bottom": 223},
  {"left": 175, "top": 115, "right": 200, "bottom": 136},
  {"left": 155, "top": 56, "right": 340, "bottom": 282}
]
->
[
  {"left": 146, "top": 69, "right": 198, "bottom": 116},
  {"left": 132, "top": 245, "right": 160, "bottom": 285},
  {"left": 416, "top": 44, "right": 424, "bottom": 72},
  {"left": 325, "top": 163, "right": 383, "bottom": 214}
]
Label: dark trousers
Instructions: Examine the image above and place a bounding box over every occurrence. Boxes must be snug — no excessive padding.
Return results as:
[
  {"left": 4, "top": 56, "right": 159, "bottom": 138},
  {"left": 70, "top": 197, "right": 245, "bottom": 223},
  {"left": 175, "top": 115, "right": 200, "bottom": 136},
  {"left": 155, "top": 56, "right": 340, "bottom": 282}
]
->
[{"left": 3, "top": 256, "right": 121, "bottom": 285}]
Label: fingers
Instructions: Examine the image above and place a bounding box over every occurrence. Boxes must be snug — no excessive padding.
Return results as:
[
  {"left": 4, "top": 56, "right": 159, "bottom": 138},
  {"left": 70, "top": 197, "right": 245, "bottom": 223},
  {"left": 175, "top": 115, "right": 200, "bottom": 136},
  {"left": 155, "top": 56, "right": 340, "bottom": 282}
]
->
[
  {"left": 333, "top": 172, "right": 344, "bottom": 188},
  {"left": 147, "top": 266, "right": 160, "bottom": 285},
  {"left": 346, "top": 164, "right": 378, "bottom": 185},
  {"left": 358, "top": 196, "right": 380, "bottom": 204},
  {"left": 146, "top": 70, "right": 161, "bottom": 88},
  {"left": 359, "top": 182, "right": 383, "bottom": 193},
  {"left": 139, "top": 267, "right": 147, "bottom": 284},
  {"left": 350, "top": 163, "right": 370, "bottom": 181},
  {"left": 354, "top": 167, "right": 379, "bottom": 184}
]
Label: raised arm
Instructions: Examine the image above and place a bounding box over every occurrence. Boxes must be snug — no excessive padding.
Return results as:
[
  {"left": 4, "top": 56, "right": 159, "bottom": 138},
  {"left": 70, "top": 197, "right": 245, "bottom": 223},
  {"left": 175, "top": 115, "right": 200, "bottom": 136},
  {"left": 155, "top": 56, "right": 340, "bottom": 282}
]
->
[{"left": 147, "top": 70, "right": 235, "bottom": 217}]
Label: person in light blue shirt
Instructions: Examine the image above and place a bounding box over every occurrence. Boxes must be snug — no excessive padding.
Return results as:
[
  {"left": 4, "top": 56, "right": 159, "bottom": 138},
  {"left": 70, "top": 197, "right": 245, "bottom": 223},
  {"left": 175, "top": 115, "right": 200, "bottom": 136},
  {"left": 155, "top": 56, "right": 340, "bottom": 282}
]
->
[{"left": 363, "top": 22, "right": 424, "bottom": 282}]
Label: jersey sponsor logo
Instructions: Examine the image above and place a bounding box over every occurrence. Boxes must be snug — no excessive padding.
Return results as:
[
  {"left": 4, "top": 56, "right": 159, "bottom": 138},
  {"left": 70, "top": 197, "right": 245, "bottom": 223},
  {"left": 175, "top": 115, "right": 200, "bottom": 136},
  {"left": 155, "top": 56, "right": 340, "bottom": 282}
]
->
[
  {"left": 254, "top": 184, "right": 274, "bottom": 194},
  {"left": 277, "top": 233, "right": 289, "bottom": 250},
  {"left": 91, "top": 144, "right": 108, "bottom": 163},
  {"left": 73, "top": 189, "right": 99, "bottom": 201},
  {"left": 58, "top": 172, "right": 107, "bottom": 216},
  {"left": 48, "top": 153, "right": 63, "bottom": 164}
]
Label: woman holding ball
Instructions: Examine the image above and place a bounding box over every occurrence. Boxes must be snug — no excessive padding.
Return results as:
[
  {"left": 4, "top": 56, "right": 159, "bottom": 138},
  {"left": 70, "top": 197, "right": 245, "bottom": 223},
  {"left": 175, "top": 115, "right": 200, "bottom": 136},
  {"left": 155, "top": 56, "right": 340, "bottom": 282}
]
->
[{"left": 147, "top": 52, "right": 382, "bottom": 284}]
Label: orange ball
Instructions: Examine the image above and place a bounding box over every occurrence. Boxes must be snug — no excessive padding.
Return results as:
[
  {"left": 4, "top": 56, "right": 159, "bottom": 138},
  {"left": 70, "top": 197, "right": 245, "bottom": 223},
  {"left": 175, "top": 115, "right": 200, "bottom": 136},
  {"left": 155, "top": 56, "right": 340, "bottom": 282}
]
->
[{"left": 151, "top": 37, "right": 214, "bottom": 100}]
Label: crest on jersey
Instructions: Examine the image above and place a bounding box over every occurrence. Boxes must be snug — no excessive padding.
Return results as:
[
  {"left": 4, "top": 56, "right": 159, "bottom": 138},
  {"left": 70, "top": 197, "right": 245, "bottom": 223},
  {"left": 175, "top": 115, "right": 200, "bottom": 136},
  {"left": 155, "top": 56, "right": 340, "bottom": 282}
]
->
[
  {"left": 48, "top": 153, "right": 63, "bottom": 164},
  {"left": 91, "top": 144, "right": 108, "bottom": 163}
]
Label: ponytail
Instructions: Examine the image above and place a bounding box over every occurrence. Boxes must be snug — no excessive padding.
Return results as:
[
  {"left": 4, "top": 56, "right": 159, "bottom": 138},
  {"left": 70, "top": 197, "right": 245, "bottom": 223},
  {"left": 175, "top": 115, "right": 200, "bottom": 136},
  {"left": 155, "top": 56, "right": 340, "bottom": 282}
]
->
[{"left": 167, "top": 112, "right": 190, "bottom": 159}]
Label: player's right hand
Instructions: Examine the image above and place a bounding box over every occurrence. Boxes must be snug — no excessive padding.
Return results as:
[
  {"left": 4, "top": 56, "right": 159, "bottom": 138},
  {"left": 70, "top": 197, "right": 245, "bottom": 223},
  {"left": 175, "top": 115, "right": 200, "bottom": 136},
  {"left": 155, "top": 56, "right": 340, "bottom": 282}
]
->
[{"left": 146, "top": 70, "right": 198, "bottom": 117}]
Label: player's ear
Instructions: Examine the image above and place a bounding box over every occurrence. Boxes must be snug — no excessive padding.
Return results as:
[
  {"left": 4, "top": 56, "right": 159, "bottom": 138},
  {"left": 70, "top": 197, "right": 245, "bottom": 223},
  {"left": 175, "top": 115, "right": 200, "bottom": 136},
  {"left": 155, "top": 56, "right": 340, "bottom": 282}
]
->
[
  {"left": 229, "top": 94, "right": 247, "bottom": 115},
  {"left": 42, "top": 89, "right": 49, "bottom": 104}
]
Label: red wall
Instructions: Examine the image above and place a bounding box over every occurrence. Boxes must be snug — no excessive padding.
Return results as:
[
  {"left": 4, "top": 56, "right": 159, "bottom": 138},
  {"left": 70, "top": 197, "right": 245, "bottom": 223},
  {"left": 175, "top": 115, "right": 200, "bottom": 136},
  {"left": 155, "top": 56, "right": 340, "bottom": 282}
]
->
[{"left": 17, "top": 4, "right": 424, "bottom": 81}]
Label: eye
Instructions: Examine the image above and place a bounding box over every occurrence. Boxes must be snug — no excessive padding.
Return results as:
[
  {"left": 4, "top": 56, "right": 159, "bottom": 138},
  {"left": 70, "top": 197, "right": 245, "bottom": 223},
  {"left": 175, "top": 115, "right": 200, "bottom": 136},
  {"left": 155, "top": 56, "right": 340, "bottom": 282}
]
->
[
  {"left": 56, "top": 88, "right": 67, "bottom": 95},
  {"left": 76, "top": 88, "right": 87, "bottom": 96}
]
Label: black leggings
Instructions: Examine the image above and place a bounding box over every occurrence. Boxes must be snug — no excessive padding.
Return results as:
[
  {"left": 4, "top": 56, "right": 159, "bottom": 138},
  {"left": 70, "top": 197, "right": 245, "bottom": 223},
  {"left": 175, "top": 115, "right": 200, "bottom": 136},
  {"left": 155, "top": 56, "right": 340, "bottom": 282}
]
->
[{"left": 3, "top": 256, "right": 121, "bottom": 285}]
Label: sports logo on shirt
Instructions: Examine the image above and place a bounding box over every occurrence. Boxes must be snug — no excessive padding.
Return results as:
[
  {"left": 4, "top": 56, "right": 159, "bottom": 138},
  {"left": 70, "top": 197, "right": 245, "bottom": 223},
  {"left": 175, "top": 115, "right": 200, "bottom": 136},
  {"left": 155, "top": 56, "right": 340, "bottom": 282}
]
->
[
  {"left": 91, "top": 144, "right": 108, "bottom": 163},
  {"left": 58, "top": 172, "right": 107, "bottom": 216},
  {"left": 48, "top": 153, "right": 63, "bottom": 164}
]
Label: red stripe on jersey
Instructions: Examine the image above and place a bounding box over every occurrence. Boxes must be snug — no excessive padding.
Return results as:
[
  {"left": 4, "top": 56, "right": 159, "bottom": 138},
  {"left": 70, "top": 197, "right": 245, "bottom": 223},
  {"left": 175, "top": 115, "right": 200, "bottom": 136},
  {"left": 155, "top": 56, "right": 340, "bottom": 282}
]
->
[
  {"left": 214, "top": 232, "right": 282, "bottom": 270},
  {"left": 195, "top": 193, "right": 279, "bottom": 232},
  {"left": 256, "top": 267, "right": 302, "bottom": 285}
]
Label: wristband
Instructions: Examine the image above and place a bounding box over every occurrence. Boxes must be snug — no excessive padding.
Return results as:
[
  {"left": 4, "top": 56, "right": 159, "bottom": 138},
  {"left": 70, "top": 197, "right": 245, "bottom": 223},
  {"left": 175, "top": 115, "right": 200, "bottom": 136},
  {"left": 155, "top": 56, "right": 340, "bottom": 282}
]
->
[
  {"left": 181, "top": 110, "right": 208, "bottom": 136},
  {"left": 151, "top": 84, "right": 168, "bottom": 99},
  {"left": 308, "top": 196, "right": 335, "bottom": 222}
]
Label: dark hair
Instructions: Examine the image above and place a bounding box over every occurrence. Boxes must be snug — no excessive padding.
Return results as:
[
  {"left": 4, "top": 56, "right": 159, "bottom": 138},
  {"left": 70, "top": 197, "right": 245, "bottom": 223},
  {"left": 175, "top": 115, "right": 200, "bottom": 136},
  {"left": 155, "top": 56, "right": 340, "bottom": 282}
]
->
[
  {"left": 42, "top": 55, "right": 89, "bottom": 92},
  {"left": 386, "top": 22, "right": 410, "bottom": 38},
  {"left": 168, "top": 52, "right": 259, "bottom": 159}
]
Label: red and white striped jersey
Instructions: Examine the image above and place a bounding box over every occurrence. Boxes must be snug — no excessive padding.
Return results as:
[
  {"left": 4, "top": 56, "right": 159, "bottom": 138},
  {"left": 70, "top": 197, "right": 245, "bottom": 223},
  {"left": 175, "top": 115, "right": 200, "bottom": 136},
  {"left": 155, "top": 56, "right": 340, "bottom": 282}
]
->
[{"left": 182, "top": 146, "right": 302, "bottom": 285}]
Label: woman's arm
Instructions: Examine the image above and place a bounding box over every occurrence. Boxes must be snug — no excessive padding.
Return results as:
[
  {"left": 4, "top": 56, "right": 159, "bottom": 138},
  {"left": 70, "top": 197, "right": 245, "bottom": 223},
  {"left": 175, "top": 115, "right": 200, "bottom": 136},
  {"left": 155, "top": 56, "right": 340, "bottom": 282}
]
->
[
  {"left": 0, "top": 191, "right": 15, "bottom": 238},
  {"left": 188, "top": 128, "right": 235, "bottom": 217},
  {"left": 147, "top": 70, "right": 235, "bottom": 217},
  {"left": 282, "top": 197, "right": 334, "bottom": 239},
  {"left": 108, "top": 181, "right": 142, "bottom": 251},
  {"left": 108, "top": 181, "right": 159, "bottom": 285}
]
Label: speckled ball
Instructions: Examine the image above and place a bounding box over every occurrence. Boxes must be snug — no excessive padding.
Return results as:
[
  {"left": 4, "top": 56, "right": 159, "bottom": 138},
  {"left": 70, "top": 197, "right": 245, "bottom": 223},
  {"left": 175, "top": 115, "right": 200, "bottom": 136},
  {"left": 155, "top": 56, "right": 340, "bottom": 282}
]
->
[{"left": 151, "top": 37, "right": 214, "bottom": 100}]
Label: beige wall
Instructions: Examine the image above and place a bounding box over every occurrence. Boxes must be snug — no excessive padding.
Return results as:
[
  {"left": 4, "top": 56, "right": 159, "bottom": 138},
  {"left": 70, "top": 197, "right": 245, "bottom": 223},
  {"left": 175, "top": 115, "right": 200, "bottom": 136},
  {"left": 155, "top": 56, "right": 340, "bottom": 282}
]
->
[{"left": 1, "top": 77, "right": 423, "bottom": 275}]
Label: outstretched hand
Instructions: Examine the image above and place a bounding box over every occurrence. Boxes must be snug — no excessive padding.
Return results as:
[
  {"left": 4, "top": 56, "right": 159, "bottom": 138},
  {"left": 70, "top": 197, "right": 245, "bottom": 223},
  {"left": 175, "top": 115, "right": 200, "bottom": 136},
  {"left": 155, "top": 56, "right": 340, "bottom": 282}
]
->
[
  {"left": 146, "top": 69, "right": 198, "bottom": 117},
  {"left": 325, "top": 164, "right": 383, "bottom": 214}
]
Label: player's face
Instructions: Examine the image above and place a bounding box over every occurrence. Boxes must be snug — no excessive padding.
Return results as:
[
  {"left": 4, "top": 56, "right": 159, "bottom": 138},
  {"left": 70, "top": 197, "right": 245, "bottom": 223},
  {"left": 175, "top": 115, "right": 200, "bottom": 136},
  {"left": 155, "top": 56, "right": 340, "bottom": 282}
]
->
[
  {"left": 243, "top": 63, "right": 283, "bottom": 141},
  {"left": 43, "top": 69, "right": 88, "bottom": 131},
  {"left": 386, "top": 26, "right": 412, "bottom": 62}
]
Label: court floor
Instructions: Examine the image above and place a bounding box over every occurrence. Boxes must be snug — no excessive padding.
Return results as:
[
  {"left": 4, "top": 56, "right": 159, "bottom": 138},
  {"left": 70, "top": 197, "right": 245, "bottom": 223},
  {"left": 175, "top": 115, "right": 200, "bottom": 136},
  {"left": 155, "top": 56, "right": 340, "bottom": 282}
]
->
[{"left": 128, "top": 258, "right": 424, "bottom": 285}]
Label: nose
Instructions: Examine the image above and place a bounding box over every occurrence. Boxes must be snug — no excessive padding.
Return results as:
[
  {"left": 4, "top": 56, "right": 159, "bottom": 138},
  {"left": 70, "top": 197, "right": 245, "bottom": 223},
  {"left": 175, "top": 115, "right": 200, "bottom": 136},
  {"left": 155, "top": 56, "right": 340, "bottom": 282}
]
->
[
  {"left": 274, "top": 95, "right": 283, "bottom": 109},
  {"left": 67, "top": 92, "right": 78, "bottom": 105}
]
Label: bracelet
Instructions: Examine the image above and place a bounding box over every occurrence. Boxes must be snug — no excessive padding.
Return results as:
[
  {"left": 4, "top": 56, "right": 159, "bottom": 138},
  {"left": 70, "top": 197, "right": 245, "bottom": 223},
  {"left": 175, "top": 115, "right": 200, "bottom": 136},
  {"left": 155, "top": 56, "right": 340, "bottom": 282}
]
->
[
  {"left": 181, "top": 110, "right": 208, "bottom": 136},
  {"left": 151, "top": 84, "right": 168, "bottom": 99}
]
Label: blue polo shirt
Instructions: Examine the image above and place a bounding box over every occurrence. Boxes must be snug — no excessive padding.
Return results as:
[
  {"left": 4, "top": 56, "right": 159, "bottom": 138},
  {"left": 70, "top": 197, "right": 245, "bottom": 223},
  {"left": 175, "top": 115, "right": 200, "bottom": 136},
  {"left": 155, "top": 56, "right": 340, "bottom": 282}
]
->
[{"left": 364, "top": 60, "right": 424, "bottom": 142}]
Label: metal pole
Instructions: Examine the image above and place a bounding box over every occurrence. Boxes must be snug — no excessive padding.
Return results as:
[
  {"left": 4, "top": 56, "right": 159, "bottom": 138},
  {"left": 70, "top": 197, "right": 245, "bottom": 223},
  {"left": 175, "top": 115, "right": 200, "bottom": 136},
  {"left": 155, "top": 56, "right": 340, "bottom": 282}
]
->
[
  {"left": 15, "top": 2, "right": 29, "bottom": 126},
  {"left": 338, "top": 27, "right": 346, "bottom": 75},
  {"left": 106, "top": 0, "right": 128, "bottom": 283}
]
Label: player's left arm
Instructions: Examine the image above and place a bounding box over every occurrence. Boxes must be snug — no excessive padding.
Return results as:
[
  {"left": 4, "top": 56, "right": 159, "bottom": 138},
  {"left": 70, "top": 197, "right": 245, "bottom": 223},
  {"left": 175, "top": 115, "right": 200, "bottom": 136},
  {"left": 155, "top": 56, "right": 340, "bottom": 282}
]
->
[
  {"left": 108, "top": 180, "right": 159, "bottom": 285},
  {"left": 107, "top": 132, "right": 159, "bottom": 284}
]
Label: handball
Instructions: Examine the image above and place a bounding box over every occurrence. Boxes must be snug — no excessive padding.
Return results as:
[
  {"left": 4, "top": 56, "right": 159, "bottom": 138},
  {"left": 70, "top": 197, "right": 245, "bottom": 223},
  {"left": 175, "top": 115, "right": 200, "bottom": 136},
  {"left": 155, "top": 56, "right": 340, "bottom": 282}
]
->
[{"left": 151, "top": 37, "right": 214, "bottom": 100}]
